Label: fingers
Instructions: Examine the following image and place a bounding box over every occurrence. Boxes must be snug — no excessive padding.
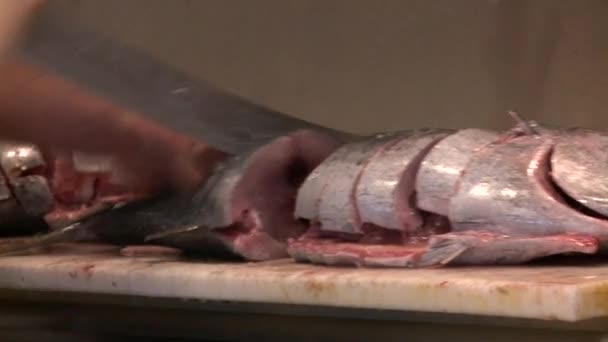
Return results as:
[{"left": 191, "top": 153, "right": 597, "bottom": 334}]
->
[{"left": 0, "top": 58, "right": 226, "bottom": 193}]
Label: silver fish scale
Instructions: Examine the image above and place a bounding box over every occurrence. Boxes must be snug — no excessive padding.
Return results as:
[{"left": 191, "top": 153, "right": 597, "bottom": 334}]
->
[
  {"left": 294, "top": 154, "right": 336, "bottom": 221},
  {"left": 317, "top": 133, "right": 404, "bottom": 234},
  {"left": 448, "top": 134, "right": 608, "bottom": 243},
  {"left": 551, "top": 128, "right": 608, "bottom": 217},
  {"left": 416, "top": 128, "right": 500, "bottom": 216},
  {"left": 356, "top": 129, "right": 453, "bottom": 231},
  {"left": 295, "top": 132, "right": 398, "bottom": 222}
]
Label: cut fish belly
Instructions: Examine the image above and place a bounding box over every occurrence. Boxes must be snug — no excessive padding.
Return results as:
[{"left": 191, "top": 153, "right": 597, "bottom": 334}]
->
[{"left": 287, "top": 230, "right": 598, "bottom": 268}]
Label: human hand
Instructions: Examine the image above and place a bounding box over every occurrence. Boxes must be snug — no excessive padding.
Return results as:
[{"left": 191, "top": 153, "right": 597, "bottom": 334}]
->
[{"left": 0, "top": 1, "right": 227, "bottom": 194}]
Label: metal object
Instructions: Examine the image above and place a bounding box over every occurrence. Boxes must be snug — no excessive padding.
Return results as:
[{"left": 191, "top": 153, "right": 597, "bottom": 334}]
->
[
  {"left": 0, "top": 142, "right": 53, "bottom": 217},
  {"left": 16, "top": 2, "right": 356, "bottom": 155},
  {"left": 0, "top": 143, "right": 52, "bottom": 235}
]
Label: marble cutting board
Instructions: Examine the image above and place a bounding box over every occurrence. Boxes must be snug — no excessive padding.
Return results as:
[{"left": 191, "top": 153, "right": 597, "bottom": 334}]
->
[{"left": 0, "top": 244, "right": 605, "bottom": 322}]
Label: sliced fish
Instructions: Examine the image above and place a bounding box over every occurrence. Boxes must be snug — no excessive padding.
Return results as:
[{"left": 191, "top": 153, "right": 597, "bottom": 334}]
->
[
  {"left": 295, "top": 132, "right": 399, "bottom": 224},
  {"left": 416, "top": 128, "right": 499, "bottom": 216},
  {"left": 356, "top": 129, "right": 452, "bottom": 232},
  {"left": 289, "top": 126, "right": 608, "bottom": 268},
  {"left": 315, "top": 132, "right": 404, "bottom": 234}
]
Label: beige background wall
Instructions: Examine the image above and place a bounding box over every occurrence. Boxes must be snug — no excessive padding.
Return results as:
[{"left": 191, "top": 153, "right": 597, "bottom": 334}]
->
[{"left": 61, "top": 0, "right": 608, "bottom": 134}]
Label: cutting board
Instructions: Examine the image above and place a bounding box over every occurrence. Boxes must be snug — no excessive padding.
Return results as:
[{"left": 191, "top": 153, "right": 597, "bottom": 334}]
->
[{"left": 0, "top": 243, "right": 606, "bottom": 323}]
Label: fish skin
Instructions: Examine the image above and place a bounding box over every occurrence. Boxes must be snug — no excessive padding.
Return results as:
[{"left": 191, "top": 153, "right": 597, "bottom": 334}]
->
[
  {"left": 416, "top": 128, "right": 500, "bottom": 216},
  {"left": 551, "top": 128, "right": 608, "bottom": 217},
  {"left": 316, "top": 132, "right": 404, "bottom": 234},
  {"left": 159, "top": 137, "right": 299, "bottom": 260},
  {"left": 294, "top": 133, "right": 393, "bottom": 222},
  {"left": 356, "top": 129, "right": 453, "bottom": 232},
  {"left": 448, "top": 133, "right": 608, "bottom": 244},
  {"left": 293, "top": 159, "right": 329, "bottom": 221}
]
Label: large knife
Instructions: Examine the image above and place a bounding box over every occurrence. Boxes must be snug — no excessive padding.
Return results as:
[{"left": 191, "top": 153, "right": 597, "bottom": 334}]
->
[{"left": 15, "top": 2, "right": 356, "bottom": 155}]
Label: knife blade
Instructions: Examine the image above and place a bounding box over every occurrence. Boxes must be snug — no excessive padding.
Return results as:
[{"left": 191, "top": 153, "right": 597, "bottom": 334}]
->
[{"left": 16, "top": 2, "right": 356, "bottom": 155}]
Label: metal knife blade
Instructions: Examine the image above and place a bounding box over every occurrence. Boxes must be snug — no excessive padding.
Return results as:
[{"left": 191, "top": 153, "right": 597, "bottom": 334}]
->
[{"left": 16, "top": 2, "right": 356, "bottom": 155}]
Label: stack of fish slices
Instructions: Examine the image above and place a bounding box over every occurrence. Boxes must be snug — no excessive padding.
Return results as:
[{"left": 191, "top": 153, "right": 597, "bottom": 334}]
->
[{"left": 289, "top": 125, "right": 608, "bottom": 268}]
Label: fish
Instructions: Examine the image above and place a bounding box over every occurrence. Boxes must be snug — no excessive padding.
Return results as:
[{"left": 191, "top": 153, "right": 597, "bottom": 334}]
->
[
  {"left": 288, "top": 120, "right": 608, "bottom": 268},
  {"left": 0, "top": 130, "right": 343, "bottom": 260},
  {"left": 355, "top": 129, "right": 452, "bottom": 234},
  {"left": 4, "top": 114, "right": 608, "bottom": 268},
  {"left": 294, "top": 132, "right": 400, "bottom": 228},
  {"left": 315, "top": 132, "right": 401, "bottom": 234},
  {"left": 415, "top": 128, "right": 500, "bottom": 216},
  {"left": 550, "top": 128, "right": 608, "bottom": 217}
]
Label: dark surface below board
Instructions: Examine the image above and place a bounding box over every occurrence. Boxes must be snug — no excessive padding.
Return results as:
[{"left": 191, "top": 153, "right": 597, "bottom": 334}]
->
[{"left": 0, "top": 290, "right": 605, "bottom": 341}]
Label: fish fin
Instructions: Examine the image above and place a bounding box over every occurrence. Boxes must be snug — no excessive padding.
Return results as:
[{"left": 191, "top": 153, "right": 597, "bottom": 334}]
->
[
  {"left": 507, "top": 111, "right": 539, "bottom": 136},
  {"left": 144, "top": 225, "right": 203, "bottom": 242},
  {"left": 0, "top": 201, "right": 120, "bottom": 257},
  {"left": 45, "top": 201, "right": 115, "bottom": 229},
  {"left": 416, "top": 237, "right": 471, "bottom": 268},
  {"left": 119, "top": 245, "right": 182, "bottom": 257},
  {"left": 0, "top": 221, "right": 87, "bottom": 256}
]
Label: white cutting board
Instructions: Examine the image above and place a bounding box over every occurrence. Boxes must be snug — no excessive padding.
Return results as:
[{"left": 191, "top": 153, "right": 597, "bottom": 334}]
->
[{"left": 0, "top": 243, "right": 605, "bottom": 322}]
